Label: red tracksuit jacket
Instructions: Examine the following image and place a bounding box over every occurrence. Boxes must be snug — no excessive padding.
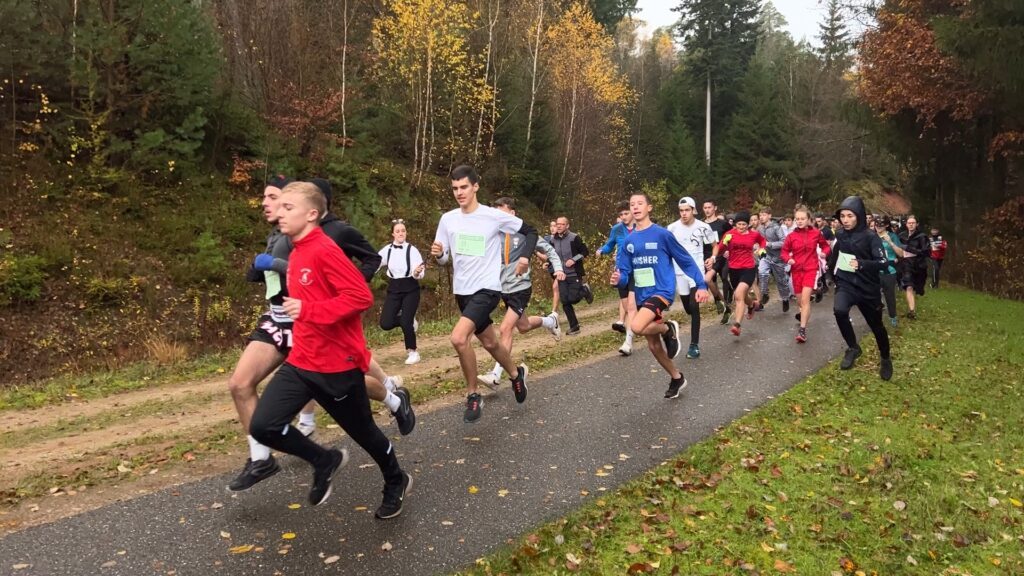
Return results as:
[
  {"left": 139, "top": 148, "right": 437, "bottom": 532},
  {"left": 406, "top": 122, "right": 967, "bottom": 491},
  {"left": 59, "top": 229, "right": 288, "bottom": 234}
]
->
[
  {"left": 286, "top": 227, "right": 374, "bottom": 373},
  {"left": 782, "top": 226, "right": 831, "bottom": 273}
]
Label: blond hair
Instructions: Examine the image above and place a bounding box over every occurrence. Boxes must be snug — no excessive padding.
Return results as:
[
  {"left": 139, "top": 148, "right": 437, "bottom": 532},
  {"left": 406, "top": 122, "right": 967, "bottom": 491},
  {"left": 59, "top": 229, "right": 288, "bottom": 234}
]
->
[{"left": 281, "top": 181, "right": 327, "bottom": 218}]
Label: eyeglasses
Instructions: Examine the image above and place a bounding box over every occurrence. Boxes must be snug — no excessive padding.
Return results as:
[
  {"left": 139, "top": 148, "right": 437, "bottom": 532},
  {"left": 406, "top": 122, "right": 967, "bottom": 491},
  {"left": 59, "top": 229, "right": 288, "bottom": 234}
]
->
[{"left": 392, "top": 219, "right": 405, "bottom": 224}]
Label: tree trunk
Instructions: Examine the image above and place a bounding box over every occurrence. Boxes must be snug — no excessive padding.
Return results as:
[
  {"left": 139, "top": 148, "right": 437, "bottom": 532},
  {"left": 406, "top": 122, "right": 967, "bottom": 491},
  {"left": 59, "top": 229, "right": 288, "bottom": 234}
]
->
[
  {"left": 474, "top": 0, "right": 499, "bottom": 161},
  {"left": 558, "top": 80, "right": 578, "bottom": 192},
  {"left": 523, "top": 0, "right": 544, "bottom": 166}
]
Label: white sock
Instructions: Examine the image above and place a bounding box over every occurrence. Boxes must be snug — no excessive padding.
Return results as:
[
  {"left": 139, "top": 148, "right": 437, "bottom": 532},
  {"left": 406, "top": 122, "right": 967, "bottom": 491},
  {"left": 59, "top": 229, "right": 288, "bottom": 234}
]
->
[
  {"left": 384, "top": 391, "right": 401, "bottom": 413},
  {"left": 248, "top": 435, "right": 271, "bottom": 462},
  {"left": 541, "top": 315, "right": 555, "bottom": 329},
  {"left": 299, "top": 411, "right": 315, "bottom": 427},
  {"left": 625, "top": 330, "right": 634, "bottom": 345},
  {"left": 383, "top": 376, "right": 397, "bottom": 392},
  {"left": 492, "top": 363, "right": 503, "bottom": 379}
]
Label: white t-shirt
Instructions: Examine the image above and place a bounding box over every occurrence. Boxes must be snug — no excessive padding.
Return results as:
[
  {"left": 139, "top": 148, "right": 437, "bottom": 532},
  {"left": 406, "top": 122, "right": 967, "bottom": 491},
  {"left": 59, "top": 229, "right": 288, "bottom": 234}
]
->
[
  {"left": 434, "top": 204, "right": 524, "bottom": 295},
  {"left": 378, "top": 243, "right": 425, "bottom": 279},
  {"left": 667, "top": 219, "right": 715, "bottom": 276}
]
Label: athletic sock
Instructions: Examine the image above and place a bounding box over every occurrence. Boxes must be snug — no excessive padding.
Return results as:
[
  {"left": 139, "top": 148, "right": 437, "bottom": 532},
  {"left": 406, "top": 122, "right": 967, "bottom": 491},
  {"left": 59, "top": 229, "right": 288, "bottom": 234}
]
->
[
  {"left": 625, "top": 330, "right": 634, "bottom": 346},
  {"left": 541, "top": 315, "right": 556, "bottom": 329},
  {"left": 248, "top": 435, "right": 271, "bottom": 462},
  {"left": 383, "top": 391, "right": 401, "bottom": 413},
  {"left": 299, "top": 411, "right": 315, "bottom": 427},
  {"left": 383, "top": 376, "right": 397, "bottom": 392},
  {"left": 492, "top": 363, "right": 504, "bottom": 379}
]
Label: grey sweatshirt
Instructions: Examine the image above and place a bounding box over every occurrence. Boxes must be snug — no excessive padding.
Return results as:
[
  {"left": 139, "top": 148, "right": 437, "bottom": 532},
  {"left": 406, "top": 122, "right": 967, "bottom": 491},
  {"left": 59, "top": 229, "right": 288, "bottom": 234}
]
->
[{"left": 500, "top": 234, "right": 562, "bottom": 294}]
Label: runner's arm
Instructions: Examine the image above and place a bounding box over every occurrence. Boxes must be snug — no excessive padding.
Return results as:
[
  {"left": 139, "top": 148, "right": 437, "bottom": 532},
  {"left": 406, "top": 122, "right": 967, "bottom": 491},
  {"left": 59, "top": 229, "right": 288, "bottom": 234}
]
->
[
  {"left": 536, "top": 237, "right": 563, "bottom": 273},
  {"left": 666, "top": 232, "right": 708, "bottom": 290},
  {"left": 301, "top": 248, "right": 375, "bottom": 324}
]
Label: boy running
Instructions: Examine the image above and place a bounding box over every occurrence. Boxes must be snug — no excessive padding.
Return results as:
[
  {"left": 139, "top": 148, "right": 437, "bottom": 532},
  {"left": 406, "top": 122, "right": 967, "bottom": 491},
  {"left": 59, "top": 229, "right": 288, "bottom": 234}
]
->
[
  {"left": 598, "top": 201, "right": 639, "bottom": 355},
  {"left": 702, "top": 200, "right": 732, "bottom": 322},
  {"left": 610, "top": 193, "right": 710, "bottom": 399},
  {"left": 431, "top": 166, "right": 535, "bottom": 423},
  {"left": 248, "top": 182, "right": 412, "bottom": 516},
  {"left": 667, "top": 196, "right": 716, "bottom": 358}
]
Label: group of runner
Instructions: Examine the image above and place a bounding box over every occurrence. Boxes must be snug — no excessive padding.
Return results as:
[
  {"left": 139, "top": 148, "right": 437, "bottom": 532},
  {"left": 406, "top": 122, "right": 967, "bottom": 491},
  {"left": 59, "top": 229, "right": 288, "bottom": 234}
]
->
[{"left": 222, "top": 165, "right": 945, "bottom": 519}]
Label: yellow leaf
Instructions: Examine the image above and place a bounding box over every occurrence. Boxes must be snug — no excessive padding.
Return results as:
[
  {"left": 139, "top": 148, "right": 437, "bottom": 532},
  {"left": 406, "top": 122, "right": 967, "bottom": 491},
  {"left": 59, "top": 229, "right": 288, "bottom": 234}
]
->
[
  {"left": 760, "top": 542, "right": 774, "bottom": 553},
  {"left": 287, "top": 503, "right": 302, "bottom": 510},
  {"left": 468, "top": 485, "right": 479, "bottom": 494},
  {"left": 229, "top": 544, "right": 255, "bottom": 554},
  {"left": 281, "top": 533, "right": 296, "bottom": 540},
  {"left": 1009, "top": 498, "right": 1022, "bottom": 507},
  {"left": 497, "top": 489, "right": 509, "bottom": 497}
]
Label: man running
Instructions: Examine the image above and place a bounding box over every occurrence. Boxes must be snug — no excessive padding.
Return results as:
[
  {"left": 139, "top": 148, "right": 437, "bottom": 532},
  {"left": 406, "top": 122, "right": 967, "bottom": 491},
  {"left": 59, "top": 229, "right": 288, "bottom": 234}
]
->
[
  {"left": 928, "top": 226, "right": 947, "bottom": 289},
  {"left": 598, "top": 201, "right": 638, "bottom": 355},
  {"left": 667, "top": 196, "right": 716, "bottom": 358},
  {"left": 550, "top": 216, "right": 592, "bottom": 335},
  {"left": 610, "top": 193, "right": 710, "bottom": 399},
  {"left": 431, "top": 166, "right": 533, "bottom": 423},
  {"left": 756, "top": 206, "right": 792, "bottom": 312},
  {"left": 477, "top": 197, "right": 563, "bottom": 387},
  {"left": 702, "top": 200, "right": 732, "bottom": 323},
  {"left": 897, "top": 214, "right": 929, "bottom": 319}
]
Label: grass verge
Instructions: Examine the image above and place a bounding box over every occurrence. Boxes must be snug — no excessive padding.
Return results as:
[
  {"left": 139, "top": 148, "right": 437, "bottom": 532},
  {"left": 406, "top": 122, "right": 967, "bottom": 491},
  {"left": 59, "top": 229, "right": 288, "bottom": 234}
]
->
[{"left": 459, "top": 287, "right": 1024, "bottom": 576}]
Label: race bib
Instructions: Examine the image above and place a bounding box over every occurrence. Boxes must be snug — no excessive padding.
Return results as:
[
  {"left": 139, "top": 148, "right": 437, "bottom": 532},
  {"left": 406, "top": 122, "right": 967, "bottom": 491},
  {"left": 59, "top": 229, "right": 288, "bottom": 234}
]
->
[
  {"left": 264, "top": 271, "right": 282, "bottom": 299},
  {"left": 455, "top": 233, "right": 486, "bottom": 257},
  {"left": 634, "top": 267, "right": 656, "bottom": 288}
]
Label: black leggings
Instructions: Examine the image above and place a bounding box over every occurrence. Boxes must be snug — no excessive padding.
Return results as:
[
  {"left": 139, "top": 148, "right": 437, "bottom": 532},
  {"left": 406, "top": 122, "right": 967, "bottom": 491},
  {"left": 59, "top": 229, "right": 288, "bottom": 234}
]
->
[
  {"left": 680, "top": 290, "right": 700, "bottom": 345},
  {"left": 879, "top": 273, "right": 898, "bottom": 320},
  {"left": 833, "top": 289, "right": 891, "bottom": 360},
  {"left": 250, "top": 364, "right": 402, "bottom": 484},
  {"left": 380, "top": 281, "right": 420, "bottom": 350}
]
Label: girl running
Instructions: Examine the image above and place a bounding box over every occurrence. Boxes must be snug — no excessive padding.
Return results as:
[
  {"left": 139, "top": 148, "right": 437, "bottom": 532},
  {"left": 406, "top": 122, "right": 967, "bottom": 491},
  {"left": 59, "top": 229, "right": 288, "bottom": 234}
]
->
[
  {"left": 712, "top": 211, "right": 765, "bottom": 337},
  {"left": 377, "top": 219, "right": 426, "bottom": 365},
  {"left": 874, "top": 216, "right": 903, "bottom": 328},
  {"left": 781, "top": 207, "right": 831, "bottom": 343}
]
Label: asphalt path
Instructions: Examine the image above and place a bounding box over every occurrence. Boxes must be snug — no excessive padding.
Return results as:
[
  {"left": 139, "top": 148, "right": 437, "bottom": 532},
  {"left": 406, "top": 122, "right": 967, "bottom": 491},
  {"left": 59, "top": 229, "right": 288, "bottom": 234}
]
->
[{"left": 0, "top": 297, "right": 861, "bottom": 576}]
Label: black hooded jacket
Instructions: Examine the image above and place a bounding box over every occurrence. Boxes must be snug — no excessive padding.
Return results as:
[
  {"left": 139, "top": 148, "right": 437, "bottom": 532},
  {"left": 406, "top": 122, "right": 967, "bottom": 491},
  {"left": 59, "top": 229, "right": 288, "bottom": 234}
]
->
[
  {"left": 308, "top": 178, "right": 383, "bottom": 283},
  {"left": 833, "top": 196, "right": 888, "bottom": 299}
]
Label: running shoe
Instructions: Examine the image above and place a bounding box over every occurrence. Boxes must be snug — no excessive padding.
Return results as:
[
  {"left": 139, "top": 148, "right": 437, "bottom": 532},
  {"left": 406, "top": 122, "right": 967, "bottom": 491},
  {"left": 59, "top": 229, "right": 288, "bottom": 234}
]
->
[
  {"left": 404, "top": 350, "right": 421, "bottom": 365},
  {"left": 309, "top": 448, "right": 348, "bottom": 506},
  {"left": 890, "top": 317, "right": 898, "bottom": 328},
  {"left": 730, "top": 323, "right": 742, "bottom": 337},
  {"left": 297, "top": 422, "right": 316, "bottom": 437},
  {"left": 840, "top": 347, "right": 862, "bottom": 370},
  {"left": 476, "top": 373, "right": 500, "bottom": 388},
  {"left": 547, "top": 313, "right": 562, "bottom": 341},
  {"left": 762, "top": 293, "right": 770, "bottom": 306},
  {"left": 611, "top": 321, "right": 626, "bottom": 334},
  {"left": 715, "top": 300, "right": 725, "bottom": 314},
  {"left": 880, "top": 358, "right": 894, "bottom": 381},
  {"left": 392, "top": 387, "right": 416, "bottom": 436},
  {"left": 795, "top": 327, "right": 807, "bottom": 344},
  {"left": 582, "top": 283, "right": 594, "bottom": 304},
  {"left": 566, "top": 326, "right": 581, "bottom": 336},
  {"left": 375, "top": 471, "right": 414, "bottom": 519},
  {"left": 664, "top": 377, "right": 688, "bottom": 399},
  {"left": 906, "top": 310, "right": 916, "bottom": 320},
  {"left": 662, "top": 320, "right": 681, "bottom": 359},
  {"left": 813, "top": 290, "right": 824, "bottom": 303},
  {"left": 782, "top": 300, "right": 790, "bottom": 313},
  {"left": 686, "top": 344, "right": 700, "bottom": 359},
  {"left": 227, "top": 456, "right": 281, "bottom": 492},
  {"left": 747, "top": 303, "right": 757, "bottom": 320},
  {"left": 464, "top": 393, "right": 483, "bottom": 423},
  {"left": 511, "top": 365, "right": 528, "bottom": 404},
  {"left": 720, "top": 308, "right": 732, "bottom": 325},
  {"left": 618, "top": 341, "right": 633, "bottom": 356},
  {"left": 794, "top": 312, "right": 801, "bottom": 322}
]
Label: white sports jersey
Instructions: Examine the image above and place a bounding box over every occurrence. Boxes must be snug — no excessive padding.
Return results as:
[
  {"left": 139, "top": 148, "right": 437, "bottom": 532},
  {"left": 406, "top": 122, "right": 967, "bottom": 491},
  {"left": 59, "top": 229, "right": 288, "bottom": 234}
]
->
[
  {"left": 433, "top": 204, "right": 524, "bottom": 295},
  {"left": 667, "top": 219, "right": 715, "bottom": 276}
]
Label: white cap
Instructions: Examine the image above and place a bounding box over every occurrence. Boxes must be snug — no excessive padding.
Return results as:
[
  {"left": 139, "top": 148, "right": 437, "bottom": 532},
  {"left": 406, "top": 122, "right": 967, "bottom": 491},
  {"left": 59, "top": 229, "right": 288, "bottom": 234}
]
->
[{"left": 678, "top": 196, "right": 696, "bottom": 209}]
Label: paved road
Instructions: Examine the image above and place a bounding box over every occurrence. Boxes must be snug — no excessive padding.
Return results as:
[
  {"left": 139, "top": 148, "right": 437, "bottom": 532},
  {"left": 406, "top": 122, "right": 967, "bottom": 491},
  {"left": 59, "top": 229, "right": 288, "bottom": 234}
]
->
[{"left": 1, "top": 300, "right": 855, "bottom": 576}]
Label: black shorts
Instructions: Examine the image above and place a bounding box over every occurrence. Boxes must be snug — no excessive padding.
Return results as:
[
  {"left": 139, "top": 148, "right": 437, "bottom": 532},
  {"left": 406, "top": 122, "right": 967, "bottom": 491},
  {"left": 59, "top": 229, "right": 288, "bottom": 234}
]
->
[
  {"left": 247, "top": 314, "right": 293, "bottom": 354},
  {"left": 641, "top": 295, "right": 672, "bottom": 322},
  {"left": 617, "top": 276, "right": 636, "bottom": 299},
  {"left": 728, "top": 267, "right": 757, "bottom": 288},
  {"left": 712, "top": 255, "right": 728, "bottom": 276},
  {"left": 456, "top": 289, "right": 501, "bottom": 334},
  {"left": 501, "top": 287, "right": 532, "bottom": 318}
]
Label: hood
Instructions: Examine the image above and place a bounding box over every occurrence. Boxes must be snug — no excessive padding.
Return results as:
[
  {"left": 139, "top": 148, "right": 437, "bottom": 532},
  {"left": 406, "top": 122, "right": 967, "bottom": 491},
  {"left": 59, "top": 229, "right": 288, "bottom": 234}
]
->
[
  {"left": 307, "top": 178, "right": 333, "bottom": 210},
  {"left": 835, "top": 196, "right": 867, "bottom": 232}
]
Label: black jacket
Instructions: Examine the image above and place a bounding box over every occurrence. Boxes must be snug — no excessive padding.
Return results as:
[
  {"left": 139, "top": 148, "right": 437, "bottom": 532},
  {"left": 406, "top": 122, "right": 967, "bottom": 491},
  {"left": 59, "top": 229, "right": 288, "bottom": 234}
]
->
[
  {"left": 898, "top": 229, "right": 929, "bottom": 272},
  {"left": 833, "top": 196, "right": 888, "bottom": 299},
  {"left": 320, "top": 212, "right": 382, "bottom": 283}
]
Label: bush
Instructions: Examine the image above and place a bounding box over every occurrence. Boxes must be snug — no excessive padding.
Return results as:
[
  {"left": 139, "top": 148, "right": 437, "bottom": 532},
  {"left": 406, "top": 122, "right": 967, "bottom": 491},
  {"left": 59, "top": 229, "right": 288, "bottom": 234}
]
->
[
  {"left": 84, "top": 276, "right": 133, "bottom": 305},
  {"left": 958, "top": 196, "right": 1024, "bottom": 300},
  {"left": 171, "top": 230, "right": 228, "bottom": 287},
  {"left": 0, "top": 254, "right": 47, "bottom": 306}
]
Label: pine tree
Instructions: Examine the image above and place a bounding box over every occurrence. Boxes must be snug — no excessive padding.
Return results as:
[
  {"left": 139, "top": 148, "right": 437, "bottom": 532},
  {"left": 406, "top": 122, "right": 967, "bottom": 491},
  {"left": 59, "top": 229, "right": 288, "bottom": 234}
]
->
[{"left": 817, "top": 0, "right": 850, "bottom": 72}]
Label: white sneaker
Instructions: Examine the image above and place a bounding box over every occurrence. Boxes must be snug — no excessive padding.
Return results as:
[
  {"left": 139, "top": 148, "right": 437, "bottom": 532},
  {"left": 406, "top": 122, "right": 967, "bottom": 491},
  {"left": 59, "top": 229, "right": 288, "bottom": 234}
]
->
[
  {"left": 618, "top": 342, "right": 632, "bottom": 357},
  {"left": 405, "top": 350, "right": 421, "bottom": 365},
  {"left": 296, "top": 422, "right": 316, "bottom": 437},
  {"left": 547, "top": 312, "right": 561, "bottom": 341},
  {"left": 476, "top": 373, "right": 500, "bottom": 388},
  {"left": 386, "top": 374, "right": 404, "bottom": 390}
]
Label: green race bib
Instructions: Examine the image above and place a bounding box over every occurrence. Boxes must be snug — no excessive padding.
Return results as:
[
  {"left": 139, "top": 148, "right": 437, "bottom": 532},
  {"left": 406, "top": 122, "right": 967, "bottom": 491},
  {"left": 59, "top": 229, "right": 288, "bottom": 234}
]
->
[
  {"left": 264, "top": 271, "right": 282, "bottom": 299},
  {"left": 455, "top": 233, "right": 486, "bottom": 257},
  {"left": 634, "top": 267, "right": 656, "bottom": 288}
]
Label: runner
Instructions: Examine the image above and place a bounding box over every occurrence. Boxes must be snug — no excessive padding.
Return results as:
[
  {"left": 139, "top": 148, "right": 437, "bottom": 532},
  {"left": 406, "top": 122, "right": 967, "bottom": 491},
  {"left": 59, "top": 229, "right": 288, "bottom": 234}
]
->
[
  {"left": 831, "top": 195, "right": 893, "bottom": 380},
  {"left": 477, "top": 197, "right": 564, "bottom": 386},
  {"left": 610, "top": 193, "right": 710, "bottom": 399},
  {"left": 550, "top": 216, "right": 592, "bottom": 335},
  {"left": 377, "top": 219, "right": 426, "bottom": 365},
  {"left": 874, "top": 215, "right": 902, "bottom": 328},
  {"left": 667, "top": 196, "right": 716, "bottom": 358},
  {"left": 781, "top": 207, "right": 830, "bottom": 343},
  {"left": 928, "top": 226, "right": 947, "bottom": 289},
  {"left": 598, "top": 201, "right": 638, "bottom": 355},
  {"left": 546, "top": 220, "right": 560, "bottom": 316},
  {"left": 248, "top": 181, "right": 413, "bottom": 516},
  {"left": 781, "top": 214, "right": 794, "bottom": 235},
  {"left": 897, "top": 214, "right": 929, "bottom": 319},
  {"left": 712, "top": 211, "right": 766, "bottom": 337},
  {"left": 430, "top": 165, "right": 533, "bottom": 423},
  {"left": 702, "top": 200, "right": 732, "bottom": 323},
  {"left": 756, "top": 206, "right": 792, "bottom": 312}
]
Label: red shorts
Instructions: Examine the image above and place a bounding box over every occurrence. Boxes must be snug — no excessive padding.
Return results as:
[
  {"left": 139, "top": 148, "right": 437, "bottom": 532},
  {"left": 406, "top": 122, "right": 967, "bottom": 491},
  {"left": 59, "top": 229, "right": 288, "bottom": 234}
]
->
[{"left": 792, "top": 269, "right": 819, "bottom": 293}]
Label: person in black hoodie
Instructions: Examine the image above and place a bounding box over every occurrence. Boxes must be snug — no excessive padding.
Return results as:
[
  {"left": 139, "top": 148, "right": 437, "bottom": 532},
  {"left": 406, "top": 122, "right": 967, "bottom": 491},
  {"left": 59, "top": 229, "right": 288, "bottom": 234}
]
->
[
  {"left": 832, "top": 196, "right": 894, "bottom": 381},
  {"left": 897, "top": 214, "right": 929, "bottom": 318}
]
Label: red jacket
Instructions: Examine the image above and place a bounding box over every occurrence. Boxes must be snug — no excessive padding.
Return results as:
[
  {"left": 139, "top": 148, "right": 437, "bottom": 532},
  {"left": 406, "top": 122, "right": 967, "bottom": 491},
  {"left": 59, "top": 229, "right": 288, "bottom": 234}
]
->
[
  {"left": 929, "top": 235, "right": 947, "bottom": 260},
  {"left": 286, "top": 227, "right": 374, "bottom": 373},
  {"left": 721, "top": 229, "right": 765, "bottom": 270},
  {"left": 782, "top": 226, "right": 831, "bottom": 273}
]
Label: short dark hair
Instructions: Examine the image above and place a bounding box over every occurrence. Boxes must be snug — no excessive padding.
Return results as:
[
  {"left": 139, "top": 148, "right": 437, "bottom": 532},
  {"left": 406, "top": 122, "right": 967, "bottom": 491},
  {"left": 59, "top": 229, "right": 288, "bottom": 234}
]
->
[
  {"left": 617, "top": 200, "right": 629, "bottom": 212},
  {"left": 629, "top": 192, "right": 652, "bottom": 205},
  {"left": 450, "top": 165, "right": 480, "bottom": 184},
  {"left": 493, "top": 197, "right": 515, "bottom": 210}
]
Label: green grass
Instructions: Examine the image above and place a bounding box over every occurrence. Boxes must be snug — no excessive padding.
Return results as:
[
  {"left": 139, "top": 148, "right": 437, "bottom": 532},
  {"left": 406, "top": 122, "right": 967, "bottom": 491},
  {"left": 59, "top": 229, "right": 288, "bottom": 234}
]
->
[{"left": 459, "top": 287, "right": 1024, "bottom": 576}]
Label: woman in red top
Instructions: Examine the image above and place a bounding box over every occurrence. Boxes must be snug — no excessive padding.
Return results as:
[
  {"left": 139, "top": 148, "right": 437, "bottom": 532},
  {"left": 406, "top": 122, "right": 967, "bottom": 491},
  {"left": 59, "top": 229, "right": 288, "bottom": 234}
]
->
[
  {"left": 782, "top": 207, "right": 831, "bottom": 343},
  {"left": 714, "top": 211, "right": 765, "bottom": 336}
]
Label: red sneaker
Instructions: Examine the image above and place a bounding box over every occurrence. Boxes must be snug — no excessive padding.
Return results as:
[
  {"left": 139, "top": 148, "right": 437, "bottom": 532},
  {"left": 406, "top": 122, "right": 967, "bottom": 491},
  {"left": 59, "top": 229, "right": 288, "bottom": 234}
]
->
[
  {"left": 795, "top": 327, "right": 807, "bottom": 343},
  {"left": 730, "top": 323, "right": 742, "bottom": 336}
]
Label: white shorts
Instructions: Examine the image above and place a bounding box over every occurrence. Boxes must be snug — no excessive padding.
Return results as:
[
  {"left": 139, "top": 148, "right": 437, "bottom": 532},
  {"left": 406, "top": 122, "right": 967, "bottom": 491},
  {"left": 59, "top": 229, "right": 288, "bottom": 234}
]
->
[{"left": 676, "top": 274, "right": 697, "bottom": 296}]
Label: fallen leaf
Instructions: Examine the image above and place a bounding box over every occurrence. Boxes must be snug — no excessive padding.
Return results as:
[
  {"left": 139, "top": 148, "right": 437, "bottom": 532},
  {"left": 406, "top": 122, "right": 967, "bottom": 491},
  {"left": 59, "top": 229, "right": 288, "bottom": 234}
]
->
[
  {"left": 282, "top": 533, "right": 296, "bottom": 540},
  {"left": 441, "top": 520, "right": 454, "bottom": 526},
  {"left": 988, "top": 496, "right": 999, "bottom": 507},
  {"left": 210, "top": 502, "right": 224, "bottom": 510},
  {"left": 893, "top": 500, "right": 907, "bottom": 511},
  {"left": 12, "top": 565, "right": 30, "bottom": 570},
  {"left": 219, "top": 531, "right": 231, "bottom": 539},
  {"left": 595, "top": 470, "right": 610, "bottom": 477},
  {"left": 497, "top": 489, "right": 509, "bottom": 498},
  {"left": 468, "top": 485, "right": 479, "bottom": 494},
  {"left": 626, "top": 543, "right": 642, "bottom": 554},
  {"left": 101, "top": 561, "right": 116, "bottom": 568},
  {"left": 229, "top": 545, "right": 255, "bottom": 554},
  {"left": 906, "top": 555, "right": 917, "bottom": 566},
  {"left": 381, "top": 542, "right": 393, "bottom": 551},
  {"left": 1009, "top": 498, "right": 1022, "bottom": 508},
  {"left": 287, "top": 503, "right": 302, "bottom": 510},
  {"left": 324, "top": 555, "right": 340, "bottom": 564},
  {"left": 774, "top": 558, "right": 796, "bottom": 572},
  {"left": 566, "top": 552, "right": 581, "bottom": 564},
  {"left": 760, "top": 542, "right": 774, "bottom": 553}
]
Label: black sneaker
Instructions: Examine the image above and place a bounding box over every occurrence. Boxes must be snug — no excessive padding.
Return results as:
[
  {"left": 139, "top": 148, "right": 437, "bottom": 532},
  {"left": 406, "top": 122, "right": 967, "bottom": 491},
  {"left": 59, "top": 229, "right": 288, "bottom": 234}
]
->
[
  {"left": 782, "top": 300, "right": 790, "bottom": 313},
  {"left": 392, "top": 387, "right": 416, "bottom": 436},
  {"left": 582, "top": 283, "right": 594, "bottom": 304},
  {"left": 375, "top": 472, "right": 414, "bottom": 519},
  {"left": 906, "top": 310, "right": 917, "bottom": 320},
  {"left": 794, "top": 312, "right": 801, "bottom": 322},
  {"left": 664, "top": 377, "right": 688, "bottom": 399},
  {"left": 662, "top": 320, "right": 681, "bottom": 359},
  {"left": 840, "top": 347, "right": 862, "bottom": 370},
  {"left": 227, "top": 455, "right": 281, "bottom": 492},
  {"left": 720, "top": 308, "right": 732, "bottom": 325},
  {"left": 566, "top": 326, "right": 581, "bottom": 336},
  {"left": 510, "top": 365, "right": 528, "bottom": 404},
  {"left": 762, "top": 293, "right": 770, "bottom": 306},
  {"left": 464, "top": 392, "right": 483, "bottom": 423},
  {"left": 309, "top": 448, "right": 348, "bottom": 506},
  {"left": 880, "top": 358, "right": 893, "bottom": 381},
  {"left": 715, "top": 300, "right": 725, "bottom": 314},
  {"left": 813, "top": 290, "right": 824, "bottom": 303},
  {"left": 611, "top": 321, "right": 626, "bottom": 334}
]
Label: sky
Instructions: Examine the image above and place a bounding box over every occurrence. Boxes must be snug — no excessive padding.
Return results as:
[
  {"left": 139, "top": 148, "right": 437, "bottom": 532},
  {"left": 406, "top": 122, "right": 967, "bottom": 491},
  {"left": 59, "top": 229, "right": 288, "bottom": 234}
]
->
[{"left": 633, "top": 0, "right": 826, "bottom": 47}]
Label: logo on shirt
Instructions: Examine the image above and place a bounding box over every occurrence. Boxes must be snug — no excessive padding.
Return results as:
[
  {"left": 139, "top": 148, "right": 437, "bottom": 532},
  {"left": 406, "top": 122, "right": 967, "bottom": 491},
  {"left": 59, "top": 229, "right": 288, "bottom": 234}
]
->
[
  {"left": 299, "top": 268, "right": 313, "bottom": 286},
  {"left": 645, "top": 242, "right": 658, "bottom": 250},
  {"left": 626, "top": 243, "right": 635, "bottom": 254}
]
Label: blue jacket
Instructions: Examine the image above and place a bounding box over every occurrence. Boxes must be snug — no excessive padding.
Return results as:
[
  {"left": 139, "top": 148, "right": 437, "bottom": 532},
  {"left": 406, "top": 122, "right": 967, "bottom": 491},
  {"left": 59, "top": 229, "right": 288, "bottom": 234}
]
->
[
  {"left": 615, "top": 225, "right": 707, "bottom": 304},
  {"left": 598, "top": 222, "right": 635, "bottom": 256}
]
